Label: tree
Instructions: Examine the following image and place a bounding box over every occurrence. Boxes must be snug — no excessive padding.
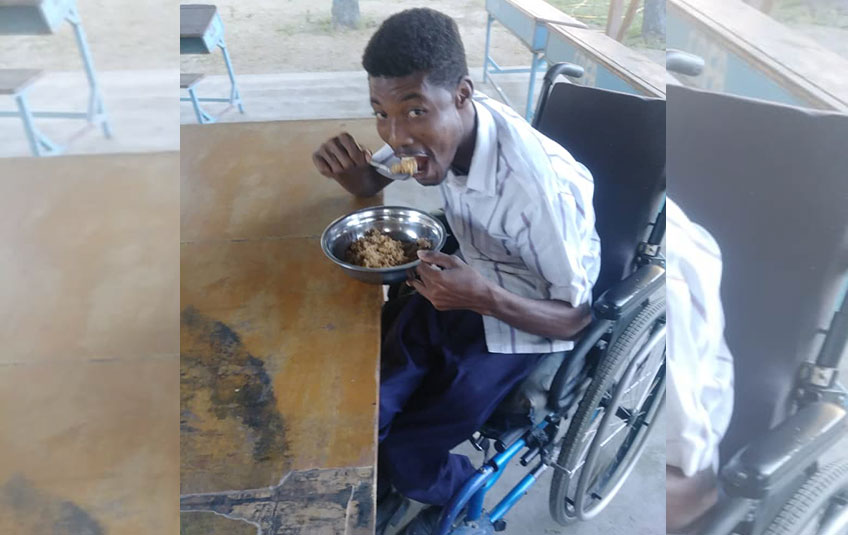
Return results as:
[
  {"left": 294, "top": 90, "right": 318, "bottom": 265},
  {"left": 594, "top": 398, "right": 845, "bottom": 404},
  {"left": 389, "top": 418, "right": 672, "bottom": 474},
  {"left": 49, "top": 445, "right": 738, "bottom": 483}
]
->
[
  {"left": 642, "top": 0, "right": 666, "bottom": 42},
  {"left": 332, "top": 0, "right": 360, "bottom": 29}
]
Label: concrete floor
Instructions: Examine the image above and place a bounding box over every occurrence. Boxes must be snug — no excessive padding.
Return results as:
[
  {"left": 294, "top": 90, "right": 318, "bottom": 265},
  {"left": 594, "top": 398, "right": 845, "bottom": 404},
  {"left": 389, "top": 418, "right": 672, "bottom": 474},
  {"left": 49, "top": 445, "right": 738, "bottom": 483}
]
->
[
  {"left": 0, "top": 69, "right": 178, "bottom": 159},
  {"left": 179, "top": 67, "right": 550, "bottom": 125}
]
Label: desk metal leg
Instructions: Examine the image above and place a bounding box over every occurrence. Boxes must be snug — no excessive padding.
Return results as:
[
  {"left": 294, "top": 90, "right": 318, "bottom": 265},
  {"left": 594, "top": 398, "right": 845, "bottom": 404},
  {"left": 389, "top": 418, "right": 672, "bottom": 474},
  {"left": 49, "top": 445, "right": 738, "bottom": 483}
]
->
[
  {"left": 67, "top": 5, "right": 112, "bottom": 138},
  {"left": 15, "top": 93, "right": 61, "bottom": 157},
  {"left": 219, "top": 40, "right": 244, "bottom": 113},
  {"left": 187, "top": 87, "right": 215, "bottom": 124},
  {"left": 483, "top": 14, "right": 494, "bottom": 85}
]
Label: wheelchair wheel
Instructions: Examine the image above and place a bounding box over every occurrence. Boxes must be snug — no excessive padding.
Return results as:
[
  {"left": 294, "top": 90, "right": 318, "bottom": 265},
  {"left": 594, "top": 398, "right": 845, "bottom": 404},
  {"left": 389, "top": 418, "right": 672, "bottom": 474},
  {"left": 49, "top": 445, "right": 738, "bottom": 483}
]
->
[
  {"left": 763, "top": 459, "right": 848, "bottom": 535},
  {"left": 549, "top": 296, "right": 666, "bottom": 524}
]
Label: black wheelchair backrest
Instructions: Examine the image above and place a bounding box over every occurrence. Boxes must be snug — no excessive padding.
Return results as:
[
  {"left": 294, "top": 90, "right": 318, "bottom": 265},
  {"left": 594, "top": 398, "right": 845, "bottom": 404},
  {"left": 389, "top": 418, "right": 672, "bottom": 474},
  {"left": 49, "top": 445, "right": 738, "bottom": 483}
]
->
[
  {"left": 667, "top": 84, "right": 848, "bottom": 464},
  {"left": 533, "top": 82, "right": 667, "bottom": 299}
]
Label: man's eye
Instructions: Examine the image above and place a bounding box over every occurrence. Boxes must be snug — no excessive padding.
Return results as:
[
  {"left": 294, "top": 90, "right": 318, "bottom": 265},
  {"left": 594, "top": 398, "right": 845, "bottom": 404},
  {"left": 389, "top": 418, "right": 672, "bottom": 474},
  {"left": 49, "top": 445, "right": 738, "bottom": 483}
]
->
[
  {"left": 373, "top": 111, "right": 387, "bottom": 119},
  {"left": 408, "top": 109, "right": 425, "bottom": 118}
]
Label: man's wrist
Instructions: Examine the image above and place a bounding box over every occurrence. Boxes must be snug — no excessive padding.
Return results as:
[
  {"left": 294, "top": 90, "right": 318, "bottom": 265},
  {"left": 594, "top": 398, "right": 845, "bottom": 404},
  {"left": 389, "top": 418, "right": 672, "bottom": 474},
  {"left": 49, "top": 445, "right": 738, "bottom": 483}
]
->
[{"left": 476, "top": 281, "right": 501, "bottom": 317}]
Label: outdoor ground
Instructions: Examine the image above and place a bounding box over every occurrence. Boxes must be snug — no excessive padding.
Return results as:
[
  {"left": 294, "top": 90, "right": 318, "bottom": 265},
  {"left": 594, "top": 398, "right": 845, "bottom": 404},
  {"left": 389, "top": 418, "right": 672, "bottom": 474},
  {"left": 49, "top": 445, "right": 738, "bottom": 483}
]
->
[
  {"left": 179, "top": 0, "right": 540, "bottom": 75},
  {"left": 1, "top": 0, "right": 845, "bottom": 79}
]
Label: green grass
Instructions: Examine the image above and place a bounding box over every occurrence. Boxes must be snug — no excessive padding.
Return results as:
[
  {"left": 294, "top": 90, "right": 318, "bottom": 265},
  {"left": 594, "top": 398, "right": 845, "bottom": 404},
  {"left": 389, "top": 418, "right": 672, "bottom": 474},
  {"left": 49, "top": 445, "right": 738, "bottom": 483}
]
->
[
  {"left": 546, "top": 0, "right": 664, "bottom": 49},
  {"left": 770, "top": 0, "right": 848, "bottom": 29},
  {"left": 276, "top": 10, "right": 380, "bottom": 35}
]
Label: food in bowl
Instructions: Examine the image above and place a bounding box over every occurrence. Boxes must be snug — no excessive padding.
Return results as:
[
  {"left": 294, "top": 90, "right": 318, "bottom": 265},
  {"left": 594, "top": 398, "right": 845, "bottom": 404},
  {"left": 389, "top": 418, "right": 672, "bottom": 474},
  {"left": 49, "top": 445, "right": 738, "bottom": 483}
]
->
[
  {"left": 390, "top": 157, "right": 418, "bottom": 176},
  {"left": 345, "top": 228, "right": 433, "bottom": 268}
]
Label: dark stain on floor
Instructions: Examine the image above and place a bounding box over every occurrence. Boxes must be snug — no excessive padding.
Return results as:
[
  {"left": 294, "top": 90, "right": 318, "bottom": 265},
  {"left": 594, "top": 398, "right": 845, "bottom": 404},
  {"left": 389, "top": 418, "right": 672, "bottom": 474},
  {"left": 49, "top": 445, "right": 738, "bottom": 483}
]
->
[
  {"left": 181, "top": 306, "right": 290, "bottom": 464},
  {"left": 0, "top": 475, "right": 105, "bottom": 535}
]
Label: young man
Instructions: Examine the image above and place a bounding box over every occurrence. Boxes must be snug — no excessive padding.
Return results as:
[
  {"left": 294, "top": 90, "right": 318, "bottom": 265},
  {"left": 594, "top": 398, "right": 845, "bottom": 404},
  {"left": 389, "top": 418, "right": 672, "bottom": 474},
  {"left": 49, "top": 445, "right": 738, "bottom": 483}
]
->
[
  {"left": 666, "top": 198, "right": 735, "bottom": 533},
  {"left": 312, "top": 8, "right": 600, "bottom": 533}
]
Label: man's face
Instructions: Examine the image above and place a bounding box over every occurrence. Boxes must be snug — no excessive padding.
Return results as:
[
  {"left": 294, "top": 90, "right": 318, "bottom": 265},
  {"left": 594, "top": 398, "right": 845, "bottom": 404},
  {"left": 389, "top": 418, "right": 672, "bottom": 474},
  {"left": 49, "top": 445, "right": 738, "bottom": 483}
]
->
[{"left": 369, "top": 72, "right": 465, "bottom": 186}]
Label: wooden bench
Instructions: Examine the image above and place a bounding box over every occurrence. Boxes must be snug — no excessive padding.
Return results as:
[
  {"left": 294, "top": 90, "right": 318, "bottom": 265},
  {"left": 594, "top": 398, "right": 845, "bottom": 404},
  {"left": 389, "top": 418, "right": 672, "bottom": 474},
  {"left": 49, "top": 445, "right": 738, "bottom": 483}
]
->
[
  {"left": 0, "top": 68, "right": 42, "bottom": 95},
  {"left": 483, "top": 0, "right": 587, "bottom": 119},
  {"left": 668, "top": 0, "right": 848, "bottom": 111},
  {"left": 545, "top": 24, "right": 670, "bottom": 98},
  {"left": 180, "top": 4, "right": 244, "bottom": 122},
  {"left": 0, "top": 68, "right": 61, "bottom": 156},
  {"left": 180, "top": 73, "right": 205, "bottom": 90},
  {"left": 180, "top": 73, "right": 214, "bottom": 124}
]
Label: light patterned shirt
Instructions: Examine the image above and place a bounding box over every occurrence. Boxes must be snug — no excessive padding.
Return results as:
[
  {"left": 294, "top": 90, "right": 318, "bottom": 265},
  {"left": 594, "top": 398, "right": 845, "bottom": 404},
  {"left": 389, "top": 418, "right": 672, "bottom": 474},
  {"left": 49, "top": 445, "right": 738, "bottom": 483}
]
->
[
  {"left": 666, "top": 198, "right": 735, "bottom": 476},
  {"left": 374, "top": 93, "right": 601, "bottom": 354}
]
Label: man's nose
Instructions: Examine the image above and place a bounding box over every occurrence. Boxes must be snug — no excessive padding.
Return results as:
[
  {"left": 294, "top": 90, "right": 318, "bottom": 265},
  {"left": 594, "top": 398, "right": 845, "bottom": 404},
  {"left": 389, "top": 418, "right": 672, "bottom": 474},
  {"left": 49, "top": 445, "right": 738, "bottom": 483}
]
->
[{"left": 387, "top": 119, "right": 414, "bottom": 152}]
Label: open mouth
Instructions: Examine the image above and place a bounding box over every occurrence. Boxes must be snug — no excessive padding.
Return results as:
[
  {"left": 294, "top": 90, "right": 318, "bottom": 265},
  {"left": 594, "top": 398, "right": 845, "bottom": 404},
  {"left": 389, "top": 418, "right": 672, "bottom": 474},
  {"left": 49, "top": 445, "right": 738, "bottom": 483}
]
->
[
  {"left": 392, "top": 153, "right": 430, "bottom": 179},
  {"left": 412, "top": 155, "right": 429, "bottom": 178}
]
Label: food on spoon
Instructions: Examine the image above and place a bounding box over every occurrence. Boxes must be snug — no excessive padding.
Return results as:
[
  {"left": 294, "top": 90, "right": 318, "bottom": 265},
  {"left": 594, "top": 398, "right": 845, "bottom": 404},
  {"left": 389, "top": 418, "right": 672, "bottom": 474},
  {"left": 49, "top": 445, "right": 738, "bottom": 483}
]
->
[
  {"left": 345, "top": 228, "right": 433, "bottom": 268},
  {"left": 390, "top": 157, "right": 418, "bottom": 176}
]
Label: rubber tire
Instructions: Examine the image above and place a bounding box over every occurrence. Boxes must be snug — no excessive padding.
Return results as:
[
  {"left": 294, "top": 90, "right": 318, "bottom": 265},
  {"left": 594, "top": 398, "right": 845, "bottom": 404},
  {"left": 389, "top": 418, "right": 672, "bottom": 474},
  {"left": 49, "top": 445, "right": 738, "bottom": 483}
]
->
[
  {"left": 763, "top": 458, "right": 848, "bottom": 535},
  {"left": 549, "top": 296, "right": 666, "bottom": 525}
]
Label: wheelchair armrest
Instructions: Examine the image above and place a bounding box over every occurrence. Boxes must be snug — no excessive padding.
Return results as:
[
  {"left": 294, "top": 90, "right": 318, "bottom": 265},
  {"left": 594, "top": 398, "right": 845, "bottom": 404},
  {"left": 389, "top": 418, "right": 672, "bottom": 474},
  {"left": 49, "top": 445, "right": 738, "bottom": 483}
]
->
[
  {"left": 721, "top": 401, "right": 848, "bottom": 499},
  {"left": 593, "top": 264, "right": 665, "bottom": 320}
]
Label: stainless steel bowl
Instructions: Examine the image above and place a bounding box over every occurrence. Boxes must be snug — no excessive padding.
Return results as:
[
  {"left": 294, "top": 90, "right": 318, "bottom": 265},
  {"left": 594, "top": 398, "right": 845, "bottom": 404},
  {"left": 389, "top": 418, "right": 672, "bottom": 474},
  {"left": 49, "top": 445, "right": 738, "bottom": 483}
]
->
[{"left": 321, "top": 206, "right": 447, "bottom": 284}]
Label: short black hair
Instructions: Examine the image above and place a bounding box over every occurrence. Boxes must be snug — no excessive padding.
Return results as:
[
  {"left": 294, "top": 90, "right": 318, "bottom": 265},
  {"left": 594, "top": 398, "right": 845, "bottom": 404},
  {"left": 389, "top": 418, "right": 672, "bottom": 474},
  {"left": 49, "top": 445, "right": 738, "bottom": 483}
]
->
[{"left": 362, "top": 8, "right": 469, "bottom": 88}]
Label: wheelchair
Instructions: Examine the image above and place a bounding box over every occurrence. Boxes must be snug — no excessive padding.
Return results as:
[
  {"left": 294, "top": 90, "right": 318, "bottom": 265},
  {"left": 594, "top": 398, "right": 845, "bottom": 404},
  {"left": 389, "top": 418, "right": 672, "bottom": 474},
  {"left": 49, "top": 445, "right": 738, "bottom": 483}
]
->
[
  {"left": 381, "top": 63, "right": 668, "bottom": 534},
  {"left": 667, "top": 82, "right": 848, "bottom": 535}
]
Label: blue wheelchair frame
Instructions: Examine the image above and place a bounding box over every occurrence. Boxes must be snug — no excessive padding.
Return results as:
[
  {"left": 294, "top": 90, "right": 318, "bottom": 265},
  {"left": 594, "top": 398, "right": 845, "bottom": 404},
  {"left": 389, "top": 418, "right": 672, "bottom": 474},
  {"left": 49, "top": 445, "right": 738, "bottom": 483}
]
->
[{"left": 436, "top": 314, "right": 666, "bottom": 534}]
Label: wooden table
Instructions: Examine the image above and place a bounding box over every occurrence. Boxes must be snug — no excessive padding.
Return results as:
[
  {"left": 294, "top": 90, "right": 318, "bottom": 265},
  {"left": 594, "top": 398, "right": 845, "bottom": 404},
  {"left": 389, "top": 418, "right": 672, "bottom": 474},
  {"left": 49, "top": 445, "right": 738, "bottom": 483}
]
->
[
  {"left": 545, "top": 23, "right": 671, "bottom": 98},
  {"left": 483, "top": 0, "right": 588, "bottom": 119},
  {"left": 180, "top": 119, "right": 385, "bottom": 534},
  {"left": 0, "top": 152, "right": 180, "bottom": 534},
  {"left": 668, "top": 0, "right": 848, "bottom": 111}
]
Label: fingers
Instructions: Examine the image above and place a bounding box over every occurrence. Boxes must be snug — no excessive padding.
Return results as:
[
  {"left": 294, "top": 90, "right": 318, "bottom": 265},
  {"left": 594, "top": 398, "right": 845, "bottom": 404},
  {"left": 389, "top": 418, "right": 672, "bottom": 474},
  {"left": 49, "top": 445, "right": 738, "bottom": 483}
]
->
[
  {"left": 410, "top": 278, "right": 427, "bottom": 295},
  {"left": 312, "top": 152, "right": 334, "bottom": 178},
  {"left": 312, "top": 132, "right": 368, "bottom": 177},
  {"left": 338, "top": 132, "right": 368, "bottom": 167},
  {"left": 417, "top": 250, "right": 459, "bottom": 268},
  {"left": 325, "top": 138, "right": 356, "bottom": 170},
  {"left": 415, "top": 263, "right": 435, "bottom": 284},
  {"left": 313, "top": 144, "right": 344, "bottom": 175}
]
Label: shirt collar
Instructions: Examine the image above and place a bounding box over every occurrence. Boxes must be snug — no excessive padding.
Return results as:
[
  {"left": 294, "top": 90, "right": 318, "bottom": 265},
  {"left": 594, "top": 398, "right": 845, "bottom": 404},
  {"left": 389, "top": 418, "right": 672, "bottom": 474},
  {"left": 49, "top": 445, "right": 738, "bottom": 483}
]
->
[{"left": 446, "top": 100, "right": 498, "bottom": 196}]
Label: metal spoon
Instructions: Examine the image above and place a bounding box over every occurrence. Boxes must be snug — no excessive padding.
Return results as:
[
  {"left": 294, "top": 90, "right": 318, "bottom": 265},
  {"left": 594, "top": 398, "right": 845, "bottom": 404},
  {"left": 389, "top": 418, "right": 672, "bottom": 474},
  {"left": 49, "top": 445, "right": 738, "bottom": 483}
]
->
[{"left": 369, "top": 159, "right": 411, "bottom": 178}]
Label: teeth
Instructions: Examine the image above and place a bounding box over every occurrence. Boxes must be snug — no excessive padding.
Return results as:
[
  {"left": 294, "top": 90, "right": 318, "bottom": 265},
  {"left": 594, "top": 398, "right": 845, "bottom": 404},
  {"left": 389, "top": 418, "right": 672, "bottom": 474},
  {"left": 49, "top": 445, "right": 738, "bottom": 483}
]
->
[{"left": 390, "top": 157, "right": 419, "bottom": 175}]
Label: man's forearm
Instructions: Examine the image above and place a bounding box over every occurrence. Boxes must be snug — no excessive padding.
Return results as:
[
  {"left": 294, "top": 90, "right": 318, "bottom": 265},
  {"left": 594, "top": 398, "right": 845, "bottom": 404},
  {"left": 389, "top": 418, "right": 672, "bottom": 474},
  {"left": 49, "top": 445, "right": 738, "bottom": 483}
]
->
[
  {"left": 666, "top": 465, "right": 719, "bottom": 533},
  {"left": 479, "top": 284, "right": 591, "bottom": 341}
]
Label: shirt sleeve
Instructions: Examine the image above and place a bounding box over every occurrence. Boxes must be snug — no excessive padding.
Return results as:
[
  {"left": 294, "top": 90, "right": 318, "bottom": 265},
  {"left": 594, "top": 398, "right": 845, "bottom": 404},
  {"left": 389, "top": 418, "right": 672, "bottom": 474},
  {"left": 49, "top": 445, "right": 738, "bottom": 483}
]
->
[
  {"left": 512, "top": 187, "right": 596, "bottom": 308},
  {"left": 666, "top": 204, "right": 735, "bottom": 477}
]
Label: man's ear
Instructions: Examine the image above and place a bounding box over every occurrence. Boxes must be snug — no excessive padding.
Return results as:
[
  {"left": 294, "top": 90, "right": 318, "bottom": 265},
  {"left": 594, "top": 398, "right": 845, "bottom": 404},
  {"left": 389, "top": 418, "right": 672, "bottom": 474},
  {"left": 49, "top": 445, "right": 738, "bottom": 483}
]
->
[{"left": 456, "top": 76, "right": 474, "bottom": 108}]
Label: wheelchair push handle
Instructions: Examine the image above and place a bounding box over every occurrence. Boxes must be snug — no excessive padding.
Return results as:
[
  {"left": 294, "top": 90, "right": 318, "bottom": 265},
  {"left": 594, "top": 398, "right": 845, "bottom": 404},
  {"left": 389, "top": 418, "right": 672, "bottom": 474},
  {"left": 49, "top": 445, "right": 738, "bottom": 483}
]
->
[
  {"left": 544, "top": 62, "right": 585, "bottom": 85},
  {"left": 666, "top": 49, "right": 705, "bottom": 77},
  {"left": 533, "top": 62, "right": 584, "bottom": 128}
]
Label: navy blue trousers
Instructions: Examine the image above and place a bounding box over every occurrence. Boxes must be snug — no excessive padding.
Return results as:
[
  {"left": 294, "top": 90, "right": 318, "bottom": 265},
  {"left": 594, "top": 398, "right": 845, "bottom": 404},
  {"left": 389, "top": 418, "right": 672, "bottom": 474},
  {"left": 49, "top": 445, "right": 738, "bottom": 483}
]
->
[{"left": 379, "top": 293, "right": 542, "bottom": 506}]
